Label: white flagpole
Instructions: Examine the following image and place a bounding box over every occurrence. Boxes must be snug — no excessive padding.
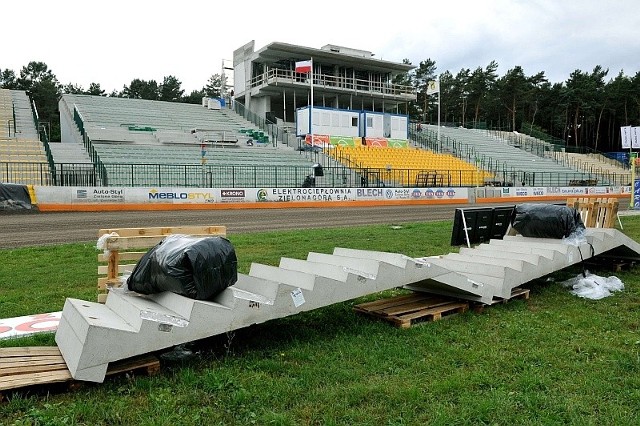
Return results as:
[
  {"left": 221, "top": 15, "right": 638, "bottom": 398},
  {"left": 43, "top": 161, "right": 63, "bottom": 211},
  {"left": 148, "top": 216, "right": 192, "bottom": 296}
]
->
[
  {"left": 310, "top": 57, "right": 314, "bottom": 149},
  {"left": 437, "top": 75, "right": 441, "bottom": 146}
]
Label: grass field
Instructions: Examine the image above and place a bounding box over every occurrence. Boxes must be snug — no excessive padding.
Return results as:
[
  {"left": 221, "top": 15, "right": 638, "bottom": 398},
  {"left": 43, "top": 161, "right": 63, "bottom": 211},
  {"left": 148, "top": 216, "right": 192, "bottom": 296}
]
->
[{"left": 1, "top": 217, "right": 640, "bottom": 425}]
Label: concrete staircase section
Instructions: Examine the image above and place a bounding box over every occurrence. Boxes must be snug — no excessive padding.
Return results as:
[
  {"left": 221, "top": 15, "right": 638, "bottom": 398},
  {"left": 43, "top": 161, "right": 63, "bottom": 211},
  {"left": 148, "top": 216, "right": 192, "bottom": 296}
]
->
[
  {"left": 55, "top": 229, "right": 640, "bottom": 383},
  {"left": 407, "top": 228, "right": 640, "bottom": 299}
]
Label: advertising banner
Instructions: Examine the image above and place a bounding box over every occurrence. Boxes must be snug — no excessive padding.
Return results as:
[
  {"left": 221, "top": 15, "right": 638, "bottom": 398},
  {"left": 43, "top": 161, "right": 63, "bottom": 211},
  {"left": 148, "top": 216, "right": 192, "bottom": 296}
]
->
[
  {"left": 621, "top": 126, "right": 632, "bottom": 149},
  {"left": 0, "top": 312, "right": 61, "bottom": 340},
  {"left": 305, "top": 134, "right": 330, "bottom": 147},
  {"left": 387, "top": 139, "right": 409, "bottom": 148},
  {"left": 329, "top": 135, "right": 357, "bottom": 147},
  {"left": 355, "top": 187, "right": 468, "bottom": 201},
  {"left": 37, "top": 186, "right": 471, "bottom": 206},
  {"left": 258, "top": 187, "right": 355, "bottom": 202},
  {"left": 365, "top": 137, "right": 388, "bottom": 147}
]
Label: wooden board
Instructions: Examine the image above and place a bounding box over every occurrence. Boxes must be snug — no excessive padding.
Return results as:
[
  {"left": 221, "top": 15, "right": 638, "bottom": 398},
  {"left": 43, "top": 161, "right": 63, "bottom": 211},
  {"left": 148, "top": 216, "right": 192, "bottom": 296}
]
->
[
  {"left": 489, "top": 287, "right": 530, "bottom": 305},
  {"left": 354, "top": 293, "right": 469, "bottom": 328},
  {"left": 566, "top": 197, "right": 619, "bottom": 228},
  {"left": 472, "top": 287, "right": 531, "bottom": 313},
  {"left": 0, "top": 346, "right": 160, "bottom": 397},
  {"left": 98, "top": 252, "right": 146, "bottom": 262},
  {"left": 98, "top": 225, "right": 227, "bottom": 239}
]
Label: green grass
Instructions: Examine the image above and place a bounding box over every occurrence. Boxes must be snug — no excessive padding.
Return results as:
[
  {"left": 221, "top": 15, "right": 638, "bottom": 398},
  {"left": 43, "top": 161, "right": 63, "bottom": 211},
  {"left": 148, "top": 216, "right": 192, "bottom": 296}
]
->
[{"left": 1, "top": 218, "right": 640, "bottom": 425}]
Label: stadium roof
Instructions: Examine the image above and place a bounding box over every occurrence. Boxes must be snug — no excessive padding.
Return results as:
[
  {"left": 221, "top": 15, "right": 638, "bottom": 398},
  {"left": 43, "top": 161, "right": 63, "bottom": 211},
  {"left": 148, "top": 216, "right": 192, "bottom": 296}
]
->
[{"left": 252, "top": 41, "right": 415, "bottom": 74}]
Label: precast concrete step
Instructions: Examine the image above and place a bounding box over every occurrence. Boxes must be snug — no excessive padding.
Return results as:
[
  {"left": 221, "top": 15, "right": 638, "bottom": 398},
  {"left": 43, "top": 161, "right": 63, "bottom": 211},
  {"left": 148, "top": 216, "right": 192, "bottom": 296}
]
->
[
  {"left": 306, "top": 252, "right": 381, "bottom": 278},
  {"left": 55, "top": 230, "right": 640, "bottom": 384},
  {"left": 332, "top": 248, "right": 497, "bottom": 303},
  {"left": 458, "top": 247, "right": 557, "bottom": 279}
]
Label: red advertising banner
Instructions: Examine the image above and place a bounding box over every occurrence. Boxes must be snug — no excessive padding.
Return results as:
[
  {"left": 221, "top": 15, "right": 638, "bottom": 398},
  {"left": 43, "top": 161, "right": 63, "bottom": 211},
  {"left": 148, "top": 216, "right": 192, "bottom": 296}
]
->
[
  {"left": 0, "top": 312, "right": 61, "bottom": 340},
  {"left": 364, "top": 138, "right": 388, "bottom": 147},
  {"left": 305, "top": 134, "right": 330, "bottom": 147}
]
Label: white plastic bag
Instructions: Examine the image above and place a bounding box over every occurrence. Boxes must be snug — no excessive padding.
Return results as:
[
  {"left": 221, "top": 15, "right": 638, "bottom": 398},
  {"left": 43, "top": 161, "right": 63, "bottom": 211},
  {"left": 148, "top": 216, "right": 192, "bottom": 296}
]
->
[{"left": 561, "top": 271, "right": 624, "bottom": 300}]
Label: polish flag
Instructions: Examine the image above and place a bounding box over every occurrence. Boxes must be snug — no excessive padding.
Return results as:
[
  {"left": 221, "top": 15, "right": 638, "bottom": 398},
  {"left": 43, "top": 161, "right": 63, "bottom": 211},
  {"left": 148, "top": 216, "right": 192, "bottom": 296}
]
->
[{"left": 295, "top": 60, "right": 312, "bottom": 74}]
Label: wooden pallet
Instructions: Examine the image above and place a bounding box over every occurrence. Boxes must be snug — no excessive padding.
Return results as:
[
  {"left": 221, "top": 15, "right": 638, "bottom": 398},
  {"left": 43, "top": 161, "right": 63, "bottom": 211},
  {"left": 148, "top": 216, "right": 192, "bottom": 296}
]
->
[
  {"left": 583, "top": 255, "right": 638, "bottom": 272},
  {"left": 0, "top": 346, "right": 160, "bottom": 400},
  {"left": 472, "top": 288, "right": 531, "bottom": 313},
  {"left": 354, "top": 293, "right": 469, "bottom": 328},
  {"left": 489, "top": 287, "right": 530, "bottom": 305}
]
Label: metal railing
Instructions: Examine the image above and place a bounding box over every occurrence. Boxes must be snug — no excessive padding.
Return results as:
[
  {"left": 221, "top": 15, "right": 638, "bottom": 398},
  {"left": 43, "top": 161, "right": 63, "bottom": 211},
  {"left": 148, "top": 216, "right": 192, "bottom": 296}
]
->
[
  {"left": 407, "top": 124, "right": 631, "bottom": 186},
  {"left": 231, "top": 101, "right": 298, "bottom": 148},
  {"left": 248, "top": 68, "right": 415, "bottom": 99},
  {"left": 0, "top": 162, "right": 54, "bottom": 186},
  {"left": 29, "top": 99, "right": 58, "bottom": 185},
  {"left": 73, "top": 105, "right": 108, "bottom": 185},
  {"left": 2, "top": 160, "right": 628, "bottom": 188}
]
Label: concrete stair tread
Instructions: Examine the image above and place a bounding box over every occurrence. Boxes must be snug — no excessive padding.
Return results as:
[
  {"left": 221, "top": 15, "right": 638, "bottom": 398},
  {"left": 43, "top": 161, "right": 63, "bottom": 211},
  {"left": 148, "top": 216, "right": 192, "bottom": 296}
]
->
[
  {"left": 332, "top": 247, "right": 409, "bottom": 268},
  {"left": 249, "top": 263, "right": 316, "bottom": 290},
  {"left": 279, "top": 257, "right": 351, "bottom": 281},
  {"left": 459, "top": 247, "right": 542, "bottom": 264},
  {"left": 106, "top": 290, "right": 188, "bottom": 327},
  {"left": 442, "top": 253, "right": 526, "bottom": 270},
  {"left": 428, "top": 257, "right": 516, "bottom": 277},
  {"left": 64, "top": 298, "right": 136, "bottom": 332},
  {"left": 306, "top": 252, "right": 380, "bottom": 278},
  {"left": 232, "top": 273, "right": 280, "bottom": 303}
]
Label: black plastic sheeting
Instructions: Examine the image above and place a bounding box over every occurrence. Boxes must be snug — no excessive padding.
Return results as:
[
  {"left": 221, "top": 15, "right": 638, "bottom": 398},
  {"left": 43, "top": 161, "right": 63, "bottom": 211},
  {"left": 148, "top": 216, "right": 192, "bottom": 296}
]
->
[
  {"left": 511, "top": 203, "right": 585, "bottom": 239},
  {"left": 0, "top": 183, "right": 33, "bottom": 210},
  {"left": 127, "top": 235, "right": 238, "bottom": 300}
]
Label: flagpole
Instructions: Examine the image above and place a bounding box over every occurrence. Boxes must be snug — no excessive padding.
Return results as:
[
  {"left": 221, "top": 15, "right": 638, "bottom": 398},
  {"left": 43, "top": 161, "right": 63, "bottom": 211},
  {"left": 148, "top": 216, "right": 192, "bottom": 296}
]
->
[
  {"left": 310, "top": 57, "right": 314, "bottom": 150},
  {"left": 631, "top": 127, "right": 636, "bottom": 209},
  {"left": 437, "top": 75, "right": 441, "bottom": 146},
  {"left": 622, "top": 126, "right": 633, "bottom": 208},
  {"left": 631, "top": 152, "right": 636, "bottom": 209}
]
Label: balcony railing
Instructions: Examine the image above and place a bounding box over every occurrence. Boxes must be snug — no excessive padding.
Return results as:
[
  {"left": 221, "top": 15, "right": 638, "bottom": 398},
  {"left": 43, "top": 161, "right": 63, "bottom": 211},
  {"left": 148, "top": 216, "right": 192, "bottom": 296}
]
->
[{"left": 249, "top": 68, "right": 415, "bottom": 98}]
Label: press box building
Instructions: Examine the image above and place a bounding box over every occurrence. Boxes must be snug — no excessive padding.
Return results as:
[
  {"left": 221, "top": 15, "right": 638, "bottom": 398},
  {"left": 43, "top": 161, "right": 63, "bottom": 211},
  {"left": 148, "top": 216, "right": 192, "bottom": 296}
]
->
[{"left": 232, "top": 40, "right": 417, "bottom": 139}]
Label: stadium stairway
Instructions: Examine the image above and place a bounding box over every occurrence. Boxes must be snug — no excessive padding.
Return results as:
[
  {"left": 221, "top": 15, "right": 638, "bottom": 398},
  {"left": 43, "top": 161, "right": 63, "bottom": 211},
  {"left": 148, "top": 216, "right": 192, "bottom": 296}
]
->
[{"left": 55, "top": 228, "right": 640, "bottom": 383}]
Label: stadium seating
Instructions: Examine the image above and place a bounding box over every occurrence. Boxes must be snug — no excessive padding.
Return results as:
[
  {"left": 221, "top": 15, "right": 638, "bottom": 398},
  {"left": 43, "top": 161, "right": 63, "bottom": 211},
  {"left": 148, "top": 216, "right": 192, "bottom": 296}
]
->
[
  {"left": 424, "top": 125, "right": 596, "bottom": 186},
  {"left": 57, "top": 94, "right": 332, "bottom": 187},
  {"left": 0, "top": 89, "right": 52, "bottom": 185},
  {"left": 60, "top": 94, "right": 258, "bottom": 145},
  {"left": 564, "top": 152, "right": 631, "bottom": 185},
  {"left": 329, "top": 145, "right": 490, "bottom": 187}
]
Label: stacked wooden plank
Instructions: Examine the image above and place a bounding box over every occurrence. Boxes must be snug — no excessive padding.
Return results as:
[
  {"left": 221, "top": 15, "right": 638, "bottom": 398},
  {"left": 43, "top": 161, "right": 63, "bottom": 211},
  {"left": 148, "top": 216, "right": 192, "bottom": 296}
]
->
[
  {"left": 0, "top": 346, "right": 160, "bottom": 400},
  {"left": 566, "top": 197, "right": 619, "bottom": 228}
]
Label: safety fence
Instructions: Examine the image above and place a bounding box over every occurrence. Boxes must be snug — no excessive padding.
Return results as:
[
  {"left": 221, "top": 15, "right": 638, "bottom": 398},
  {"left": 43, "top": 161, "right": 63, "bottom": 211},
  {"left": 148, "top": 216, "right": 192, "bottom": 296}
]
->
[{"left": 1, "top": 161, "right": 618, "bottom": 189}]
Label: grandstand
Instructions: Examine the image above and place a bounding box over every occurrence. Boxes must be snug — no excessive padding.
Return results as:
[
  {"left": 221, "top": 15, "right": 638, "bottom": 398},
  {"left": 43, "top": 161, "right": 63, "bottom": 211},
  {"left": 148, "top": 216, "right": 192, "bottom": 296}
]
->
[
  {"left": 0, "top": 89, "right": 52, "bottom": 185},
  {"left": 58, "top": 94, "right": 344, "bottom": 187},
  {"left": 59, "top": 94, "right": 256, "bottom": 145},
  {"left": 416, "top": 125, "right": 601, "bottom": 186},
  {"left": 563, "top": 152, "right": 631, "bottom": 185},
  {"left": 2, "top": 87, "right": 629, "bottom": 190}
]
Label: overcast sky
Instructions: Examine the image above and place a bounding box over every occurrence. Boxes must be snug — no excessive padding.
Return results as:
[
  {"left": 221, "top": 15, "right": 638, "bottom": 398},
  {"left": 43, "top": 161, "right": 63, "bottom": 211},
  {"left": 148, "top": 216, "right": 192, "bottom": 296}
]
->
[{"left": 3, "top": 0, "right": 638, "bottom": 94}]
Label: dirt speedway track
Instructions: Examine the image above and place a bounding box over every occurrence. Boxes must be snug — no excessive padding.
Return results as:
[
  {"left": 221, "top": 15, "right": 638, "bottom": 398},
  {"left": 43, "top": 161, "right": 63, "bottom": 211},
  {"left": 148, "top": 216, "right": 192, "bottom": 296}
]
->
[{"left": 0, "top": 204, "right": 474, "bottom": 249}]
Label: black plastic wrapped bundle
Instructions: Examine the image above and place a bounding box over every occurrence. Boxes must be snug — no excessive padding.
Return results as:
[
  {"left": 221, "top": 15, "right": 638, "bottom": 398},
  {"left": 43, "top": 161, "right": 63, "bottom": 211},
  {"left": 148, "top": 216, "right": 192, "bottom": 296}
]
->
[
  {"left": 127, "top": 235, "right": 238, "bottom": 300},
  {"left": 511, "top": 203, "right": 585, "bottom": 239}
]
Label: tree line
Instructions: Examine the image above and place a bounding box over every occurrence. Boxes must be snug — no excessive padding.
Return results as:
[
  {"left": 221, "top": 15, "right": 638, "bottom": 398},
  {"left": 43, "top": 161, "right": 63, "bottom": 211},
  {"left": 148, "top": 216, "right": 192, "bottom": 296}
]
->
[
  {"left": 401, "top": 59, "right": 640, "bottom": 152},
  {"left": 1, "top": 60, "right": 639, "bottom": 151}
]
